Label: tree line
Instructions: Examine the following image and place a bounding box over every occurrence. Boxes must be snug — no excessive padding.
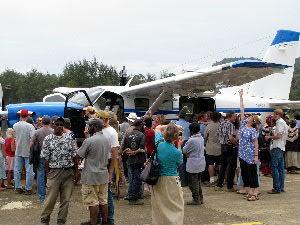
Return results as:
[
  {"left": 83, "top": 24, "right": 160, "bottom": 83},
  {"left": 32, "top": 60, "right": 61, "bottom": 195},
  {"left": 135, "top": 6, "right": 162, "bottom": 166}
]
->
[{"left": 0, "top": 57, "right": 299, "bottom": 107}]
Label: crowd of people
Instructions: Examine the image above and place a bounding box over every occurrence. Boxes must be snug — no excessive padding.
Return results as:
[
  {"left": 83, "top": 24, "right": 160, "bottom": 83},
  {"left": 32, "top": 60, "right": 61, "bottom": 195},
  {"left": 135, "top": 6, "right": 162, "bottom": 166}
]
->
[{"left": 0, "top": 88, "right": 299, "bottom": 225}]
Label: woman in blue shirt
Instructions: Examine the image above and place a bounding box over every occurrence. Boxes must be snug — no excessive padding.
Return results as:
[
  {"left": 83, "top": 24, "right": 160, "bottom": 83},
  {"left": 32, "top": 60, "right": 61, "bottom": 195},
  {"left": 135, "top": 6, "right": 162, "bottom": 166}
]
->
[
  {"left": 152, "top": 123, "right": 184, "bottom": 225},
  {"left": 238, "top": 89, "right": 259, "bottom": 201}
]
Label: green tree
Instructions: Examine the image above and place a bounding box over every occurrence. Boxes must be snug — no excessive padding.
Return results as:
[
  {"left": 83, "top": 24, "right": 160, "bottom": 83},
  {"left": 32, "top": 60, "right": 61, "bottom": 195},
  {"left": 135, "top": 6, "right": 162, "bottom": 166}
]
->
[
  {"left": 59, "top": 57, "right": 120, "bottom": 87},
  {"left": 159, "top": 70, "right": 175, "bottom": 79}
]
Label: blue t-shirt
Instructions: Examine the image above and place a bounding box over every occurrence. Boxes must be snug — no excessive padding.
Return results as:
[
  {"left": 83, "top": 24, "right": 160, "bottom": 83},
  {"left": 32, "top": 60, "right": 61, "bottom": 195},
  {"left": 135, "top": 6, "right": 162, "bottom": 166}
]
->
[
  {"left": 176, "top": 119, "right": 191, "bottom": 140},
  {"left": 238, "top": 119, "right": 258, "bottom": 164},
  {"left": 155, "top": 132, "right": 183, "bottom": 176}
]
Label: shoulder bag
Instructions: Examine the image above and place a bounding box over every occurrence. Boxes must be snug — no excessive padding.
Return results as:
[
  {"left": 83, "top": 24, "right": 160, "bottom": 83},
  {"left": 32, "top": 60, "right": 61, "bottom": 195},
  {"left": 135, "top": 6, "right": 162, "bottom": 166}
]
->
[{"left": 140, "top": 148, "right": 160, "bottom": 185}]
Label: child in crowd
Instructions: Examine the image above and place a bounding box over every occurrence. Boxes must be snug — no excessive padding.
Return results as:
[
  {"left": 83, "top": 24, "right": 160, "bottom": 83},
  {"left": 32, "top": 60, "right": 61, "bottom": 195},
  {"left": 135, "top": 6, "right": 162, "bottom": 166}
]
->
[
  {"left": 183, "top": 122, "right": 206, "bottom": 205},
  {"left": 4, "top": 128, "right": 16, "bottom": 189},
  {"left": 0, "top": 131, "right": 6, "bottom": 191}
]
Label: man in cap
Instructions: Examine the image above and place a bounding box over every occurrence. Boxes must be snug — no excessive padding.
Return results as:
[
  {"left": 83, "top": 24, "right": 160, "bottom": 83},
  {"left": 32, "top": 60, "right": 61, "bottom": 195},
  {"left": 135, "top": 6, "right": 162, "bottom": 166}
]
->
[
  {"left": 30, "top": 115, "right": 53, "bottom": 200},
  {"left": 84, "top": 106, "right": 97, "bottom": 119},
  {"left": 96, "top": 111, "right": 119, "bottom": 224},
  {"left": 13, "top": 109, "right": 35, "bottom": 194},
  {"left": 40, "top": 117, "right": 77, "bottom": 225},
  {"left": 78, "top": 118, "right": 111, "bottom": 225}
]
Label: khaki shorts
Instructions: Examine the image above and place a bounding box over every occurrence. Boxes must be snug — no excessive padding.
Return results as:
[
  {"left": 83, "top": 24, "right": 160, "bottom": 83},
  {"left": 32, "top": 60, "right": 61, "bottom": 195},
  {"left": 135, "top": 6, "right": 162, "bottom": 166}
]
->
[{"left": 81, "top": 184, "right": 108, "bottom": 206}]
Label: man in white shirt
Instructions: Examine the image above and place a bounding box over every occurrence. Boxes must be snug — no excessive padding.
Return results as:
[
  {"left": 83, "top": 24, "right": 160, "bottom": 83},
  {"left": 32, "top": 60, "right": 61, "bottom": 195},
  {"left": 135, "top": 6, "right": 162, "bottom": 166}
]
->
[
  {"left": 266, "top": 109, "right": 288, "bottom": 194},
  {"left": 96, "top": 111, "right": 119, "bottom": 225},
  {"left": 13, "top": 109, "right": 35, "bottom": 194}
]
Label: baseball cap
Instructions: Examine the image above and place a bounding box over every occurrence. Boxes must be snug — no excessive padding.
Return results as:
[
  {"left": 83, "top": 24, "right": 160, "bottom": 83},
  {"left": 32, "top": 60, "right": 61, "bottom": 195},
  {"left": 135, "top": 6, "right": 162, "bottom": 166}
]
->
[
  {"left": 83, "top": 106, "right": 95, "bottom": 112},
  {"left": 96, "top": 110, "right": 110, "bottom": 119},
  {"left": 17, "top": 109, "right": 30, "bottom": 116},
  {"left": 86, "top": 118, "right": 104, "bottom": 128},
  {"left": 41, "top": 115, "right": 51, "bottom": 125}
]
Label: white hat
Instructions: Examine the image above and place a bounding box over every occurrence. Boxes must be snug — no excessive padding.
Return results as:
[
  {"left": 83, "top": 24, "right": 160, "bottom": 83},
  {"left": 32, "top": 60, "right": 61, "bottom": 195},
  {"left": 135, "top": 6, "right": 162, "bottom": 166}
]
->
[
  {"left": 126, "top": 112, "right": 139, "bottom": 122},
  {"left": 220, "top": 112, "right": 226, "bottom": 117}
]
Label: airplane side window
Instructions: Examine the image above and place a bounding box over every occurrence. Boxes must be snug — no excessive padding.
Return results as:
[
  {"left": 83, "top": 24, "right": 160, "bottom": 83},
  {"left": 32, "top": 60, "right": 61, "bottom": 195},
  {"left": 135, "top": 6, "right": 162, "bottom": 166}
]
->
[
  {"left": 182, "top": 103, "right": 194, "bottom": 114},
  {"left": 158, "top": 100, "right": 173, "bottom": 111},
  {"left": 134, "top": 98, "right": 149, "bottom": 110}
]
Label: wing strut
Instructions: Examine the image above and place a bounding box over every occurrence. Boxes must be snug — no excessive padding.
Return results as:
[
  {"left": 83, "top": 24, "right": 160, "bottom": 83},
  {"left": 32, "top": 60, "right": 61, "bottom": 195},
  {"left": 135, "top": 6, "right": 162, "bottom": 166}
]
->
[{"left": 146, "top": 90, "right": 171, "bottom": 116}]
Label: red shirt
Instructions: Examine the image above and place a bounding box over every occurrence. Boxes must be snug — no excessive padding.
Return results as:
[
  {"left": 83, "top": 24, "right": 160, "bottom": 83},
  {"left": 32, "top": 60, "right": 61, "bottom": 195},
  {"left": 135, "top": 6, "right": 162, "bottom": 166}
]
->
[
  {"left": 5, "top": 138, "right": 15, "bottom": 157},
  {"left": 144, "top": 127, "right": 155, "bottom": 155}
]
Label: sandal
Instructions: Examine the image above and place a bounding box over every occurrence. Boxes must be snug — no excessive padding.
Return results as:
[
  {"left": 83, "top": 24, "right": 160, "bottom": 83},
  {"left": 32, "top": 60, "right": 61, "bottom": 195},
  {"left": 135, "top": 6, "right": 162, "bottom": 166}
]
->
[
  {"left": 243, "top": 194, "right": 251, "bottom": 199},
  {"left": 247, "top": 194, "right": 259, "bottom": 201}
]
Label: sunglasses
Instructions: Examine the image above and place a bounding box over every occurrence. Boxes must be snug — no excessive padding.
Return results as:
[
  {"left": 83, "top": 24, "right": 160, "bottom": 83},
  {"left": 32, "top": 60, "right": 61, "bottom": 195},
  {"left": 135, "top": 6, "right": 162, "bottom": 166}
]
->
[{"left": 54, "top": 123, "right": 64, "bottom": 127}]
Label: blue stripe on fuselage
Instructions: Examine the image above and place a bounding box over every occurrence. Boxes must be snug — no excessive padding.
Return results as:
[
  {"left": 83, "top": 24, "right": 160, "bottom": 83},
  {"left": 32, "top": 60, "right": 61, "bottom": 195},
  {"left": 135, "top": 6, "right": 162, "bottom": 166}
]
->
[
  {"left": 216, "top": 108, "right": 288, "bottom": 113},
  {"left": 124, "top": 108, "right": 179, "bottom": 117}
]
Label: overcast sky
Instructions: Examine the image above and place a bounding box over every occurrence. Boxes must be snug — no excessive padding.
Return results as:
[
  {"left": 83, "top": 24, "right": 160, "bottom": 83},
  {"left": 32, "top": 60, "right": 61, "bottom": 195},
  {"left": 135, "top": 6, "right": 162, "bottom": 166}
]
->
[{"left": 0, "top": 0, "right": 299, "bottom": 76}]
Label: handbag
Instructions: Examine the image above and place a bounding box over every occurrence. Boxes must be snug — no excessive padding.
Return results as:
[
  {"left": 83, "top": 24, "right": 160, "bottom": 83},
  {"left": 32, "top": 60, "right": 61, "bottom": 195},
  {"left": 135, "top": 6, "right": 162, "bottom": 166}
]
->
[{"left": 140, "top": 149, "right": 160, "bottom": 185}]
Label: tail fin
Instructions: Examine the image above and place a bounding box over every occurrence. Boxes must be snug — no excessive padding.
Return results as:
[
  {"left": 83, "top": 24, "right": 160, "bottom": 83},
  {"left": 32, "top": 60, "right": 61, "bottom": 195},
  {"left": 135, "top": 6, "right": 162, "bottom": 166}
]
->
[{"left": 246, "top": 30, "right": 300, "bottom": 100}]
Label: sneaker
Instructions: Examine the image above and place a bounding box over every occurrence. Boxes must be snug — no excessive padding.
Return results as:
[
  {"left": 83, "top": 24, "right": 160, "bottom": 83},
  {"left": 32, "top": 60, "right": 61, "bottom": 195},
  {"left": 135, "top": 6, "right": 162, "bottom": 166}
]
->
[
  {"left": 80, "top": 222, "right": 92, "bottom": 225},
  {"left": 186, "top": 200, "right": 201, "bottom": 205},
  {"left": 128, "top": 199, "right": 144, "bottom": 205},
  {"left": 225, "top": 188, "right": 236, "bottom": 192},
  {"left": 124, "top": 196, "right": 131, "bottom": 201},
  {"left": 208, "top": 182, "right": 216, "bottom": 187},
  {"left": 6, "top": 185, "right": 14, "bottom": 189},
  {"left": 214, "top": 186, "right": 223, "bottom": 191},
  {"left": 107, "top": 218, "right": 114, "bottom": 225},
  {"left": 267, "top": 189, "right": 280, "bottom": 194},
  {"left": 24, "top": 189, "right": 33, "bottom": 195},
  {"left": 202, "top": 181, "right": 210, "bottom": 187},
  {"left": 15, "top": 188, "right": 24, "bottom": 194}
]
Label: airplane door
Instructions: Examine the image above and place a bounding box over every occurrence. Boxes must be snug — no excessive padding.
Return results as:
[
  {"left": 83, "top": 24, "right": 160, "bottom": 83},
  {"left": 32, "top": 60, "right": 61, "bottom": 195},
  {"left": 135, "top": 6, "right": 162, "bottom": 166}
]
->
[{"left": 64, "top": 89, "right": 97, "bottom": 146}]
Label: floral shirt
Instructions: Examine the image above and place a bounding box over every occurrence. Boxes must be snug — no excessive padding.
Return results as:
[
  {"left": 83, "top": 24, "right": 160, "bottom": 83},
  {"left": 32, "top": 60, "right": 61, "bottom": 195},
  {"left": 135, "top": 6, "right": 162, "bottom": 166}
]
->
[
  {"left": 217, "top": 120, "right": 236, "bottom": 145},
  {"left": 238, "top": 119, "right": 258, "bottom": 164},
  {"left": 41, "top": 134, "right": 77, "bottom": 168}
]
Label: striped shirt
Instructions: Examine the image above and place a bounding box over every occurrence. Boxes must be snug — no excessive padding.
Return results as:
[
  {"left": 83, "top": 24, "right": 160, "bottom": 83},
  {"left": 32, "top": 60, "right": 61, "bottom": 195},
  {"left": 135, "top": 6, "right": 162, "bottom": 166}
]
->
[{"left": 217, "top": 120, "right": 235, "bottom": 145}]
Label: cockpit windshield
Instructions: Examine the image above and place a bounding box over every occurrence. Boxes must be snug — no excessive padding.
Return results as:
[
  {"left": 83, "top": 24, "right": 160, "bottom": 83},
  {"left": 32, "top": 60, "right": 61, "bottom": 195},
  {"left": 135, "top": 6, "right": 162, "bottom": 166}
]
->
[{"left": 68, "top": 87, "right": 105, "bottom": 106}]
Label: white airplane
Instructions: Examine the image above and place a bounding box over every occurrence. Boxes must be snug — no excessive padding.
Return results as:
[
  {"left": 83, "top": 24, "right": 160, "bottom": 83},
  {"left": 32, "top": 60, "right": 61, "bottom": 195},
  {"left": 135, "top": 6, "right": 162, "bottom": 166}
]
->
[{"left": 47, "top": 29, "right": 300, "bottom": 120}]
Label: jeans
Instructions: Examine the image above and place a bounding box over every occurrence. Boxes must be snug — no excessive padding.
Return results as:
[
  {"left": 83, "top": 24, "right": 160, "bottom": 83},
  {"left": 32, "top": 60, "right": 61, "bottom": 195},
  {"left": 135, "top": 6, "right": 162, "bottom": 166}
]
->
[
  {"left": 0, "top": 152, "right": 6, "bottom": 179},
  {"left": 217, "top": 145, "right": 238, "bottom": 189},
  {"left": 270, "top": 148, "right": 285, "bottom": 192},
  {"left": 127, "top": 164, "right": 143, "bottom": 200},
  {"left": 179, "top": 140, "right": 188, "bottom": 186},
  {"left": 14, "top": 156, "right": 33, "bottom": 190},
  {"left": 37, "top": 159, "right": 46, "bottom": 200},
  {"left": 108, "top": 183, "right": 114, "bottom": 222}
]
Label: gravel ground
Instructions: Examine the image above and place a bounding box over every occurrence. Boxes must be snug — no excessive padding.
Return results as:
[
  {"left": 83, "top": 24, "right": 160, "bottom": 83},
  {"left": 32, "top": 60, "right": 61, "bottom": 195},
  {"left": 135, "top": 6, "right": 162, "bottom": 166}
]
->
[{"left": 0, "top": 173, "right": 299, "bottom": 225}]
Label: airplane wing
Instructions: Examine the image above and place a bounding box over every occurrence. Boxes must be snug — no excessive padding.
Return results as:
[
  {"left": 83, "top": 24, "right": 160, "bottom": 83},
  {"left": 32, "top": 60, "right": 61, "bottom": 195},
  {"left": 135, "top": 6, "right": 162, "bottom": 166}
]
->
[
  {"left": 270, "top": 101, "right": 300, "bottom": 109},
  {"left": 53, "top": 87, "right": 88, "bottom": 95},
  {"left": 120, "top": 60, "right": 290, "bottom": 97}
]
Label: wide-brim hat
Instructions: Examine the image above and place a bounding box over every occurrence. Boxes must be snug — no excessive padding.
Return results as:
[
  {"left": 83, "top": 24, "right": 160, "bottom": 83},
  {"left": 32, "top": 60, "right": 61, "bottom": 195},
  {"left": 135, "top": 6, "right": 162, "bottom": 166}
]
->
[{"left": 126, "top": 112, "right": 140, "bottom": 122}]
